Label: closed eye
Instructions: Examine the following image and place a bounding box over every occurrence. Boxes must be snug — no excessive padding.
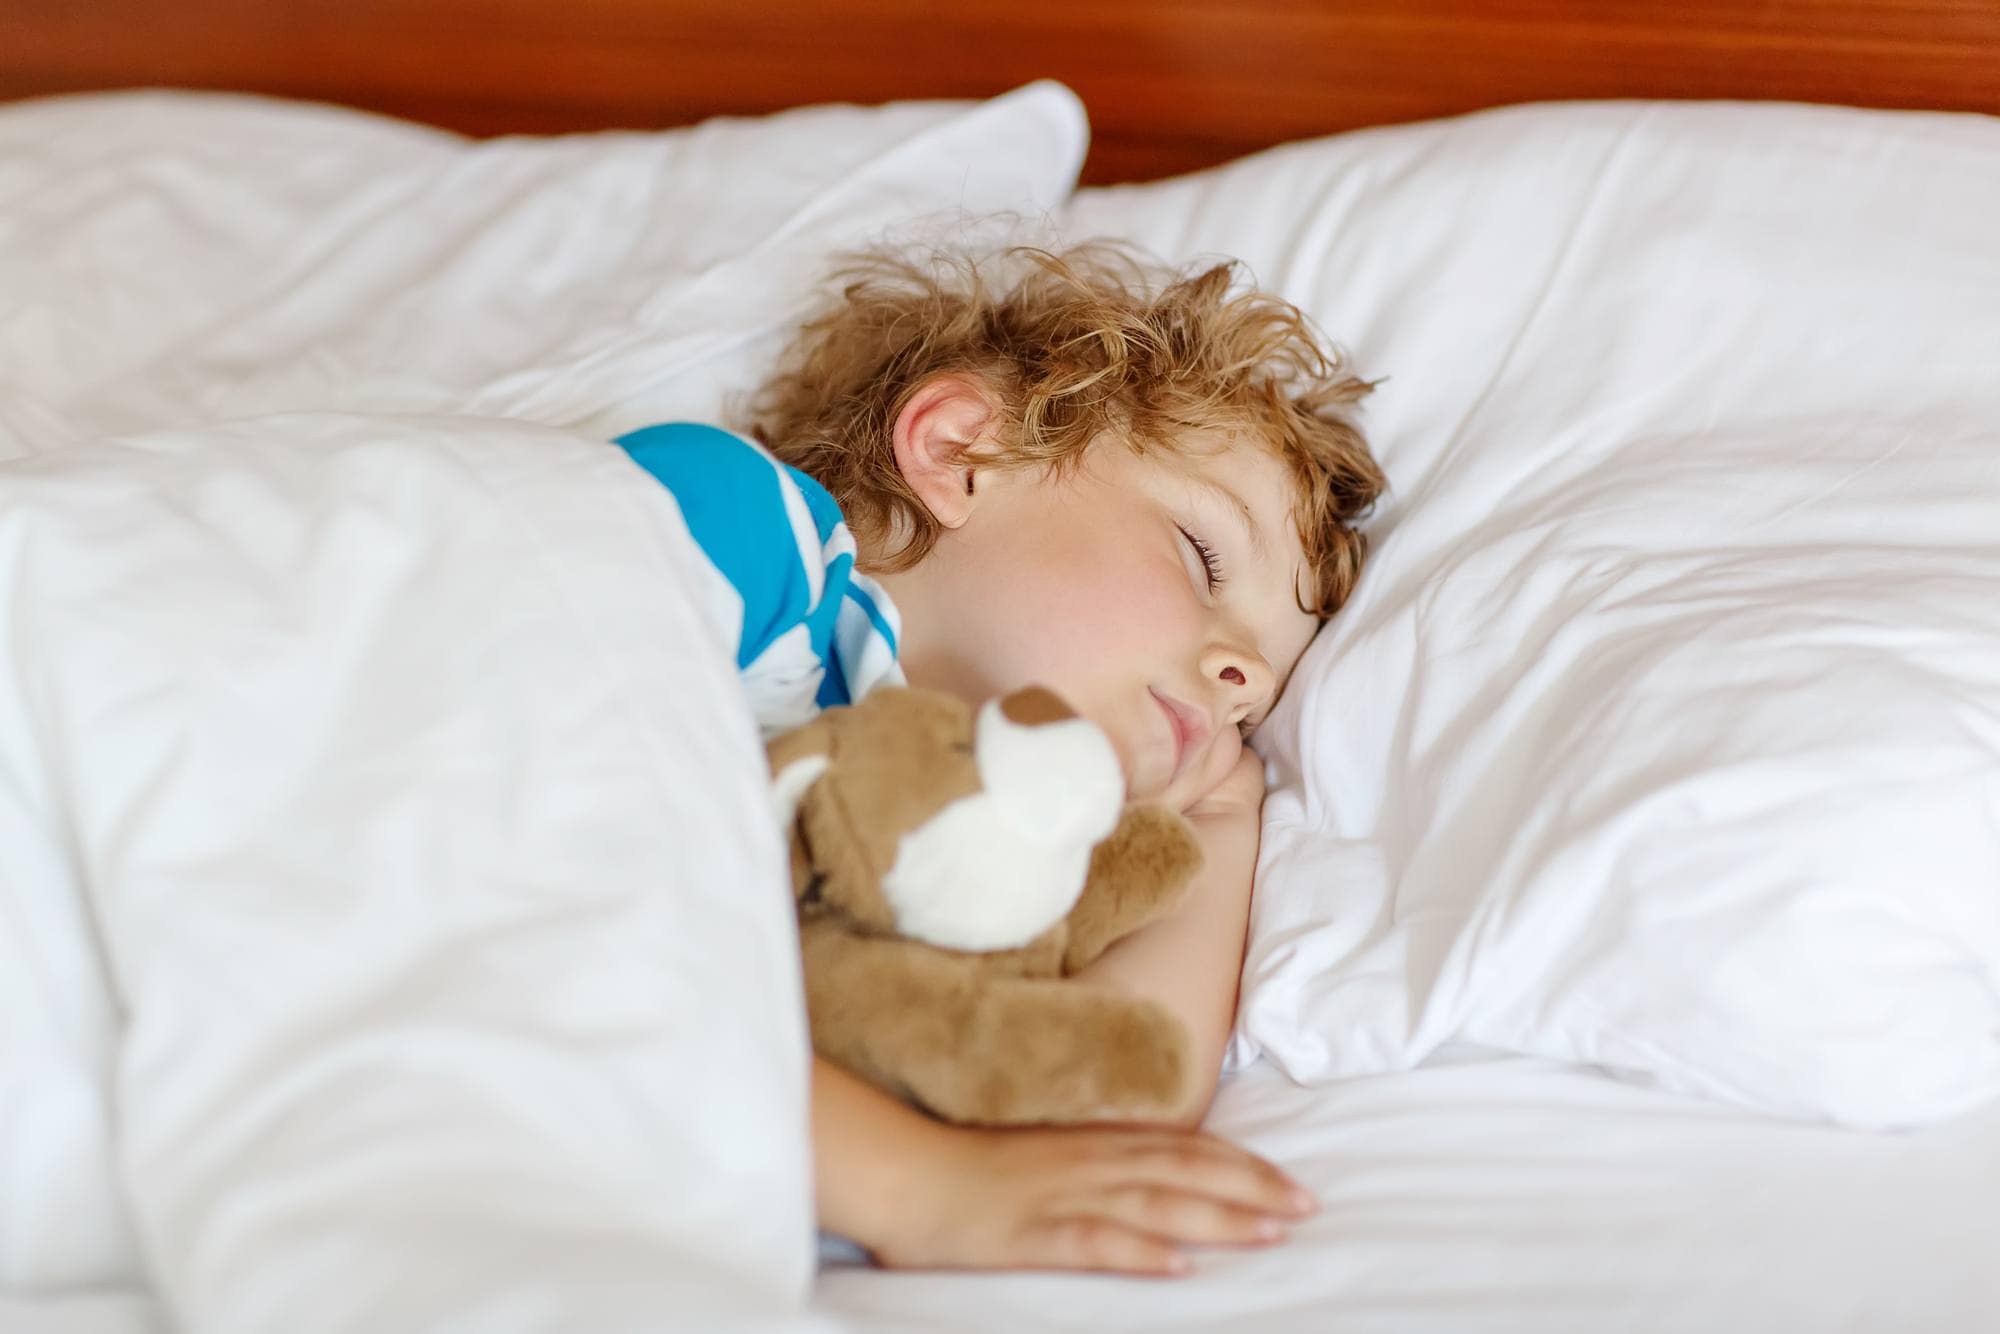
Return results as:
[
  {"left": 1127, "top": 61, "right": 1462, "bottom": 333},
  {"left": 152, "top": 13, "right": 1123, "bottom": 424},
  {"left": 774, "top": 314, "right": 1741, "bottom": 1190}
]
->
[{"left": 1178, "top": 524, "right": 1224, "bottom": 593}]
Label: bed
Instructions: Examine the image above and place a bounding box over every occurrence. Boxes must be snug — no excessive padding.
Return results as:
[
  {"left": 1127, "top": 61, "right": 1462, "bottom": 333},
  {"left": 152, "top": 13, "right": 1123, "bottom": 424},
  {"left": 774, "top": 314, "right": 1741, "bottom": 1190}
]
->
[{"left": 4, "top": 4, "right": 1998, "bottom": 1332}]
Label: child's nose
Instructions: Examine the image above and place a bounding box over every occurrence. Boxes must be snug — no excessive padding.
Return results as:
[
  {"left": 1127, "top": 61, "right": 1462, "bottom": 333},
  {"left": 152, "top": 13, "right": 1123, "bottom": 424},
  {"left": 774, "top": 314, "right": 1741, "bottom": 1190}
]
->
[{"left": 1208, "top": 649, "right": 1273, "bottom": 702}]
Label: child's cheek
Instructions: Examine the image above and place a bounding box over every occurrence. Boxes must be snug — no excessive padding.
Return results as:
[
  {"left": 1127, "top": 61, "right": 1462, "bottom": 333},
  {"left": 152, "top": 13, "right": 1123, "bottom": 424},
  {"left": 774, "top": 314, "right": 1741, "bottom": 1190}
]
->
[
  {"left": 1084, "top": 593, "right": 1167, "bottom": 675},
  {"left": 983, "top": 562, "right": 1126, "bottom": 700},
  {"left": 1044, "top": 562, "right": 1154, "bottom": 655}
]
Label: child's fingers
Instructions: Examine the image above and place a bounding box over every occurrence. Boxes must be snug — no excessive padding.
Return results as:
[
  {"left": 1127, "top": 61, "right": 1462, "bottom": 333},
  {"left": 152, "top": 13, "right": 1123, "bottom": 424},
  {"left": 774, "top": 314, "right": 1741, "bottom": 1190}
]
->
[
  {"left": 870, "top": 1126, "right": 1311, "bottom": 1276},
  {"left": 1099, "top": 1132, "right": 1317, "bottom": 1218},
  {"left": 1083, "top": 1184, "right": 1289, "bottom": 1249},
  {"left": 1018, "top": 1216, "right": 1191, "bottom": 1278}
]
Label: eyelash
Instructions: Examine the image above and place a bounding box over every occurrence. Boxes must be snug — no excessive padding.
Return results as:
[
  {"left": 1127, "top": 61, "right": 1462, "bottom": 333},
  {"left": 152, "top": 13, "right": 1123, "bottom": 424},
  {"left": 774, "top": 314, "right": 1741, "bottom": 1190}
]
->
[
  {"left": 1178, "top": 523, "right": 1259, "bottom": 737},
  {"left": 1178, "top": 524, "right": 1224, "bottom": 592}
]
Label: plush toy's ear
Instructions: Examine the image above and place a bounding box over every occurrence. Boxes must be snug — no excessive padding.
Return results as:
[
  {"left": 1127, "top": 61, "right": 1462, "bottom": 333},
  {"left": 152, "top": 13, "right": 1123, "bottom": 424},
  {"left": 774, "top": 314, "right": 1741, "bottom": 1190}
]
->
[{"left": 766, "top": 714, "right": 835, "bottom": 828}]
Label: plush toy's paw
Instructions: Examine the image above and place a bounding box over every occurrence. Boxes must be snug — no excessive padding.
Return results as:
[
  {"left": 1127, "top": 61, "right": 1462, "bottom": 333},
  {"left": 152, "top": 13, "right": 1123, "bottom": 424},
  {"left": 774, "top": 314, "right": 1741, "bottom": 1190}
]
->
[
  {"left": 1098, "top": 805, "right": 1203, "bottom": 915},
  {"left": 907, "top": 982, "right": 1191, "bottom": 1126},
  {"left": 1061, "top": 805, "right": 1204, "bottom": 975},
  {"left": 1069, "top": 996, "right": 1190, "bottom": 1122}
]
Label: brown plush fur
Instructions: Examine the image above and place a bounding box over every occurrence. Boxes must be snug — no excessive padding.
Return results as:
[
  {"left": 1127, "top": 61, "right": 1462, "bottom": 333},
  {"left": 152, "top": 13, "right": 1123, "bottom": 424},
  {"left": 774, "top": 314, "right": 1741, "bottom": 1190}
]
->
[{"left": 770, "top": 686, "right": 1204, "bottom": 1125}]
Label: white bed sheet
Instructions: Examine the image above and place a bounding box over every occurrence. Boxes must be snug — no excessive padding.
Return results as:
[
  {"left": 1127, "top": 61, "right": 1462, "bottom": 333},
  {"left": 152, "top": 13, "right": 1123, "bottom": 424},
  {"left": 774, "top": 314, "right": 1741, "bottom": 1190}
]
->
[
  {"left": 23, "top": 1048, "right": 1995, "bottom": 1334},
  {"left": 819, "top": 1052, "right": 2000, "bottom": 1332}
]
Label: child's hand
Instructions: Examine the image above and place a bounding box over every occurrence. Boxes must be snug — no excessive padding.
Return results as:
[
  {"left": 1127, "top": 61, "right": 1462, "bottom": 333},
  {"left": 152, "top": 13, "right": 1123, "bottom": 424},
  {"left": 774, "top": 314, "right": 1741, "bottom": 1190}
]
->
[{"left": 870, "top": 1120, "right": 1316, "bottom": 1277}]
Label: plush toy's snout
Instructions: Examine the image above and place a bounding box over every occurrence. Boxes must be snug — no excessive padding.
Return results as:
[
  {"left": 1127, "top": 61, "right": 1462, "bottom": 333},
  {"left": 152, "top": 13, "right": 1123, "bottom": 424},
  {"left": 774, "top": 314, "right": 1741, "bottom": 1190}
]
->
[
  {"left": 971, "top": 687, "right": 1125, "bottom": 847},
  {"left": 882, "top": 689, "right": 1124, "bottom": 951}
]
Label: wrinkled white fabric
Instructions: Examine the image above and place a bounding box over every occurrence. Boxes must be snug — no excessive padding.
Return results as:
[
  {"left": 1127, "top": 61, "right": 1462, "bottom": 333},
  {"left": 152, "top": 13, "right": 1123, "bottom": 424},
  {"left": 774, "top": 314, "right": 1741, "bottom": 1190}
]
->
[
  {"left": 821, "top": 1050, "right": 2000, "bottom": 1333},
  {"left": 0, "top": 81, "right": 1086, "bottom": 454},
  {"left": 1066, "top": 100, "right": 2000, "bottom": 1127},
  {"left": 0, "top": 416, "right": 829, "bottom": 1330},
  {"left": 0, "top": 80, "right": 1086, "bottom": 1331}
]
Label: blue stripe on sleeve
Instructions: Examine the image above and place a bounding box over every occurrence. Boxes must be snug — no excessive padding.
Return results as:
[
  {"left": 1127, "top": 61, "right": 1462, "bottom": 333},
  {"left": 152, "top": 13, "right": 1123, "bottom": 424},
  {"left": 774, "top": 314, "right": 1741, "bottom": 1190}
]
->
[
  {"left": 842, "top": 580, "right": 899, "bottom": 657},
  {"left": 804, "top": 551, "right": 854, "bottom": 664},
  {"left": 616, "top": 422, "right": 809, "bottom": 670},
  {"left": 785, "top": 464, "right": 846, "bottom": 546},
  {"left": 815, "top": 644, "right": 853, "bottom": 709}
]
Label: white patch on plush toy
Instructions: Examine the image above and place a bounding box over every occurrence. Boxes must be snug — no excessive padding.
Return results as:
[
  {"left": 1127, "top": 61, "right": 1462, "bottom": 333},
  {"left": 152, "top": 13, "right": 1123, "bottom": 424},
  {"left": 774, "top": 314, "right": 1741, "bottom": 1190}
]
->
[
  {"left": 880, "top": 699, "right": 1125, "bottom": 951},
  {"left": 770, "top": 753, "right": 831, "bottom": 828},
  {"left": 972, "top": 697, "right": 1125, "bottom": 847}
]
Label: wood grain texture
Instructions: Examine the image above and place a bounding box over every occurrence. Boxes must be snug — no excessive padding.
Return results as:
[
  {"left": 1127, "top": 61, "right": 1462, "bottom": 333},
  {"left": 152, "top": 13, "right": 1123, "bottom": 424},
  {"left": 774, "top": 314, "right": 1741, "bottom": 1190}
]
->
[{"left": 5, "top": 1, "right": 1998, "bottom": 182}]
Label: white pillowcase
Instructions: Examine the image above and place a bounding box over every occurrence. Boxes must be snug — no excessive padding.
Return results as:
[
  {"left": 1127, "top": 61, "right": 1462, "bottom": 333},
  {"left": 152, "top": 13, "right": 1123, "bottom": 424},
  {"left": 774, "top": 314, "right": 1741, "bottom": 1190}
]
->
[
  {"left": 1064, "top": 101, "right": 2000, "bottom": 1127},
  {"left": 0, "top": 81, "right": 1085, "bottom": 451}
]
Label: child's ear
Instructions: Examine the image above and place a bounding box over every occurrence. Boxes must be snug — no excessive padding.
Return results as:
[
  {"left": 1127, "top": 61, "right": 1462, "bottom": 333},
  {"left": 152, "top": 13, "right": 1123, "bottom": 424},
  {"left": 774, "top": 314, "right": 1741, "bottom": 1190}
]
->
[{"left": 891, "top": 373, "right": 995, "bottom": 529}]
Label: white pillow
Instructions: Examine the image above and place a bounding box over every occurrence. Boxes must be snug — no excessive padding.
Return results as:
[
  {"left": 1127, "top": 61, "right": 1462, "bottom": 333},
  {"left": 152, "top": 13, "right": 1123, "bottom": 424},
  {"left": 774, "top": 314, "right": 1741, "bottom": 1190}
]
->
[
  {"left": 1064, "top": 101, "right": 2000, "bottom": 1127},
  {"left": 0, "top": 82, "right": 1085, "bottom": 450}
]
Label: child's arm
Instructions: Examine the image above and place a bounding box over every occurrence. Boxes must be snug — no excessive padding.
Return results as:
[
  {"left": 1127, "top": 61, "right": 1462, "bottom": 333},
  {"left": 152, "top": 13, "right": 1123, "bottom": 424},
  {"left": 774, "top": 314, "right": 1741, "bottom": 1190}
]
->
[
  {"left": 813, "top": 1054, "right": 1312, "bottom": 1275},
  {"left": 1070, "top": 749, "right": 1265, "bottom": 1126},
  {"left": 812, "top": 749, "right": 1295, "bottom": 1274}
]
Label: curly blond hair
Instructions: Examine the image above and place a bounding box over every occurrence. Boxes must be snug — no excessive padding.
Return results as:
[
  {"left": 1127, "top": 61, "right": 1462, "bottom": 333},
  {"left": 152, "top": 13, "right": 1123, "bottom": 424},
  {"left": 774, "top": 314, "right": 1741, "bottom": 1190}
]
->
[{"left": 747, "top": 243, "right": 1386, "bottom": 617}]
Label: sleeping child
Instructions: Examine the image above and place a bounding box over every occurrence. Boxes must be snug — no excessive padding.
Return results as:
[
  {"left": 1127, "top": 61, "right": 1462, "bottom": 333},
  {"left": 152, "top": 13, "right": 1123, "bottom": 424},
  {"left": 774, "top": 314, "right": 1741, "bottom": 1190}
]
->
[{"left": 621, "top": 243, "right": 1387, "bottom": 1278}]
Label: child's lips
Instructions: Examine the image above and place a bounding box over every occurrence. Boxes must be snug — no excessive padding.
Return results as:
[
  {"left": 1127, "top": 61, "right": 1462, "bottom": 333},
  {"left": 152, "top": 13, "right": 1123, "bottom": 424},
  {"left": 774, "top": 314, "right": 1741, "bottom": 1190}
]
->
[{"left": 1149, "top": 688, "right": 1208, "bottom": 787}]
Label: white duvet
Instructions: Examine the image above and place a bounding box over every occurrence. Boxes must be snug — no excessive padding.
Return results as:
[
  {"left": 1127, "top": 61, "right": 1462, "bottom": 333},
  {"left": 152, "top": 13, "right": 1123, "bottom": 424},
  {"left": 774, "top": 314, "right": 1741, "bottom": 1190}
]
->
[
  {"left": 1, "top": 415, "right": 828, "bottom": 1330},
  {"left": 0, "top": 82, "right": 1085, "bottom": 1331}
]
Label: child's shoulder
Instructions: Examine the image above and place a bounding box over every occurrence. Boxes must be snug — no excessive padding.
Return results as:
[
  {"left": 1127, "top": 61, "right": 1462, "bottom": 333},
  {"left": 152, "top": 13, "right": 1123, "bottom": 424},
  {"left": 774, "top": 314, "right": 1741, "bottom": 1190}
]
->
[
  {"left": 615, "top": 420, "right": 778, "bottom": 501},
  {"left": 616, "top": 421, "right": 842, "bottom": 544},
  {"left": 612, "top": 422, "right": 902, "bottom": 728}
]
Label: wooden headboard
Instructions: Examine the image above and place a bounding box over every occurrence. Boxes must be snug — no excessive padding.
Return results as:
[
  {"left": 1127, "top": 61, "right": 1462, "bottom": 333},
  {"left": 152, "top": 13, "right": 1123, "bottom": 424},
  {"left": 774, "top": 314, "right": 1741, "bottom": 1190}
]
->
[{"left": 7, "top": 0, "right": 1999, "bottom": 183}]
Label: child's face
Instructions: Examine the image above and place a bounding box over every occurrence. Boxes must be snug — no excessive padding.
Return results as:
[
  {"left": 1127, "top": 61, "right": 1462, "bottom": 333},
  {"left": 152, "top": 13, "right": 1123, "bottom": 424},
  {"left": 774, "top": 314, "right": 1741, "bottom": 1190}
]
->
[{"left": 881, "top": 408, "right": 1318, "bottom": 813}]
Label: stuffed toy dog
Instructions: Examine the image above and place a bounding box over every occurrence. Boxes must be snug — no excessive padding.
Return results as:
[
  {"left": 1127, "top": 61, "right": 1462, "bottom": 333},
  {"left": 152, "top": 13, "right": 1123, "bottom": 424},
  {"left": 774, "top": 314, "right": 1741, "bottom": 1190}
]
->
[{"left": 767, "top": 685, "right": 1204, "bottom": 1125}]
